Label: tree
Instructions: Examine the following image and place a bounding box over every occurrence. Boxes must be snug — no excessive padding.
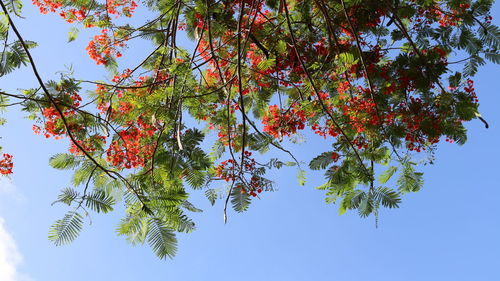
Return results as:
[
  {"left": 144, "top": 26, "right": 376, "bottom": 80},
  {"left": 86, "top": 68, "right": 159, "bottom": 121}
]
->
[{"left": 0, "top": 0, "right": 498, "bottom": 259}]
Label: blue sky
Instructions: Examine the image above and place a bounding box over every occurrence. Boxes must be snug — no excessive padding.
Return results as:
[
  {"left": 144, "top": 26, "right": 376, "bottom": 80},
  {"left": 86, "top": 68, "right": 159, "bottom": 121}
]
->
[{"left": 0, "top": 2, "right": 499, "bottom": 281}]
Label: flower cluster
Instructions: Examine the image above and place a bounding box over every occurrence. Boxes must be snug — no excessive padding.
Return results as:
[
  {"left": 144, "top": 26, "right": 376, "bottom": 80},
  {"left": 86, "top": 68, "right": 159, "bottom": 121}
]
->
[
  {"left": 106, "top": 118, "right": 157, "bottom": 169},
  {"left": 32, "top": 92, "right": 83, "bottom": 139},
  {"left": 0, "top": 154, "right": 13, "bottom": 175},
  {"left": 464, "top": 79, "right": 479, "bottom": 103},
  {"left": 69, "top": 135, "right": 106, "bottom": 156},
  {"left": 31, "top": 0, "right": 61, "bottom": 15},
  {"left": 107, "top": 0, "right": 138, "bottom": 17},
  {"left": 33, "top": 0, "right": 138, "bottom": 21},
  {"left": 341, "top": 95, "right": 382, "bottom": 133},
  {"left": 215, "top": 151, "right": 264, "bottom": 196},
  {"left": 262, "top": 104, "right": 306, "bottom": 139},
  {"left": 86, "top": 29, "right": 125, "bottom": 65},
  {"left": 399, "top": 97, "right": 441, "bottom": 152}
]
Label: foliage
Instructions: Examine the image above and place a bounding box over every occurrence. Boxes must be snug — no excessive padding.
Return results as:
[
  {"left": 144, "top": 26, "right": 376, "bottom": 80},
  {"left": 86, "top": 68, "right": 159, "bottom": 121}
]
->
[{"left": 0, "top": 0, "right": 498, "bottom": 259}]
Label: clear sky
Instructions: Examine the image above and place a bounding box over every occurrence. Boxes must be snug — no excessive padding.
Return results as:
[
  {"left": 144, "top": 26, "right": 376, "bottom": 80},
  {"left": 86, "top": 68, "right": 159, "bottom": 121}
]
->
[{"left": 0, "top": 2, "right": 499, "bottom": 281}]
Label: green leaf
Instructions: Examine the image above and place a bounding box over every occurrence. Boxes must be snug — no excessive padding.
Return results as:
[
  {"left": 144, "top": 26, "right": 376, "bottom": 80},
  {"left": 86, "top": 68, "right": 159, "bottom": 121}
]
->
[
  {"left": 49, "top": 153, "right": 80, "bottom": 170},
  {"left": 48, "top": 211, "right": 84, "bottom": 246},
  {"left": 276, "top": 40, "right": 287, "bottom": 54},
  {"left": 184, "top": 169, "right": 206, "bottom": 189},
  {"left": 456, "top": 97, "right": 478, "bottom": 121},
  {"left": 5, "top": 0, "right": 23, "bottom": 16},
  {"left": 0, "top": 50, "right": 7, "bottom": 76},
  {"left": 447, "top": 123, "right": 468, "bottom": 145},
  {"left": 479, "top": 23, "right": 500, "bottom": 50},
  {"left": 147, "top": 218, "right": 177, "bottom": 259},
  {"left": 84, "top": 190, "right": 115, "bottom": 213},
  {"left": 72, "top": 163, "right": 96, "bottom": 186},
  {"left": 378, "top": 166, "right": 398, "bottom": 184},
  {"left": 205, "top": 189, "right": 218, "bottom": 205},
  {"left": 230, "top": 186, "right": 251, "bottom": 212},
  {"left": 484, "top": 51, "right": 500, "bottom": 64},
  {"left": 117, "top": 214, "right": 148, "bottom": 245},
  {"left": 358, "top": 192, "right": 375, "bottom": 218},
  {"left": 168, "top": 213, "right": 196, "bottom": 233},
  {"left": 338, "top": 203, "right": 347, "bottom": 215},
  {"left": 52, "top": 187, "right": 80, "bottom": 206},
  {"left": 338, "top": 52, "right": 355, "bottom": 64},
  {"left": 374, "top": 187, "right": 401, "bottom": 208},
  {"left": 396, "top": 163, "right": 423, "bottom": 194},
  {"left": 210, "top": 141, "right": 225, "bottom": 161},
  {"left": 339, "top": 190, "right": 365, "bottom": 215},
  {"left": 464, "top": 55, "right": 485, "bottom": 77},
  {"left": 247, "top": 132, "right": 271, "bottom": 153},
  {"left": 309, "top": 151, "right": 335, "bottom": 170},
  {"left": 0, "top": 41, "right": 32, "bottom": 76},
  {"left": 448, "top": 72, "right": 462, "bottom": 88},
  {"left": 297, "top": 169, "right": 306, "bottom": 186},
  {"left": 257, "top": 58, "right": 276, "bottom": 71},
  {"left": 68, "top": 27, "right": 79, "bottom": 42},
  {"left": 180, "top": 200, "right": 203, "bottom": 212}
]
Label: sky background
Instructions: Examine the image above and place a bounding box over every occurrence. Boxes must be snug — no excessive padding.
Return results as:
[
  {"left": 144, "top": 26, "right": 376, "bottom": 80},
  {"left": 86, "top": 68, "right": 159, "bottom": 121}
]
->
[{"left": 0, "top": 2, "right": 499, "bottom": 281}]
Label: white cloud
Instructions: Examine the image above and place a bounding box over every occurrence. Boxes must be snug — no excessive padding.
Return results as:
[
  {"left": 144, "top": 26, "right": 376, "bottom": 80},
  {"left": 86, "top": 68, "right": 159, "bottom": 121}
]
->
[
  {"left": 0, "top": 177, "right": 25, "bottom": 204},
  {"left": 0, "top": 217, "right": 32, "bottom": 281},
  {"left": 0, "top": 178, "right": 32, "bottom": 281}
]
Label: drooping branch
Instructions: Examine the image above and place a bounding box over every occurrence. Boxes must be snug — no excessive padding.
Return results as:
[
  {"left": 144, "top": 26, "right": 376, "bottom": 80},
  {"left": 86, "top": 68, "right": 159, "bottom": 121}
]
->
[{"left": 0, "top": 0, "right": 151, "bottom": 209}]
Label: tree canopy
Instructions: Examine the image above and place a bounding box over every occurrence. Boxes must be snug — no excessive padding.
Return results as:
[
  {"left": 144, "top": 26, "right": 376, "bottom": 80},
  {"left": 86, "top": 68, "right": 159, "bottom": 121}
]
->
[{"left": 0, "top": 0, "right": 498, "bottom": 259}]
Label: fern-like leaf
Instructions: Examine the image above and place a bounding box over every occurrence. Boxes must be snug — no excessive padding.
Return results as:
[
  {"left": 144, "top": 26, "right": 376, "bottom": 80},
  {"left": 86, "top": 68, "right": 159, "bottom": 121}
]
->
[
  {"left": 464, "top": 55, "right": 486, "bottom": 77},
  {"left": 84, "top": 190, "right": 115, "bottom": 213},
  {"left": 205, "top": 188, "right": 218, "bottom": 205},
  {"left": 358, "top": 192, "right": 375, "bottom": 218},
  {"left": 49, "top": 153, "right": 81, "bottom": 170},
  {"left": 230, "top": 186, "right": 251, "bottom": 212},
  {"left": 339, "top": 190, "right": 365, "bottom": 215},
  {"left": 396, "top": 163, "right": 423, "bottom": 194},
  {"left": 479, "top": 23, "right": 500, "bottom": 50},
  {"left": 184, "top": 169, "right": 206, "bottom": 189},
  {"left": 374, "top": 187, "right": 401, "bottom": 208},
  {"left": 378, "top": 166, "right": 398, "bottom": 184},
  {"left": 117, "top": 213, "right": 148, "bottom": 245},
  {"left": 52, "top": 187, "right": 80, "bottom": 206},
  {"left": 309, "top": 151, "right": 335, "bottom": 170},
  {"left": 484, "top": 51, "right": 500, "bottom": 64},
  {"left": 48, "top": 211, "right": 83, "bottom": 246},
  {"left": 181, "top": 200, "right": 203, "bottom": 212},
  {"left": 147, "top": 218, "right": 177, "bottom": 259}
]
